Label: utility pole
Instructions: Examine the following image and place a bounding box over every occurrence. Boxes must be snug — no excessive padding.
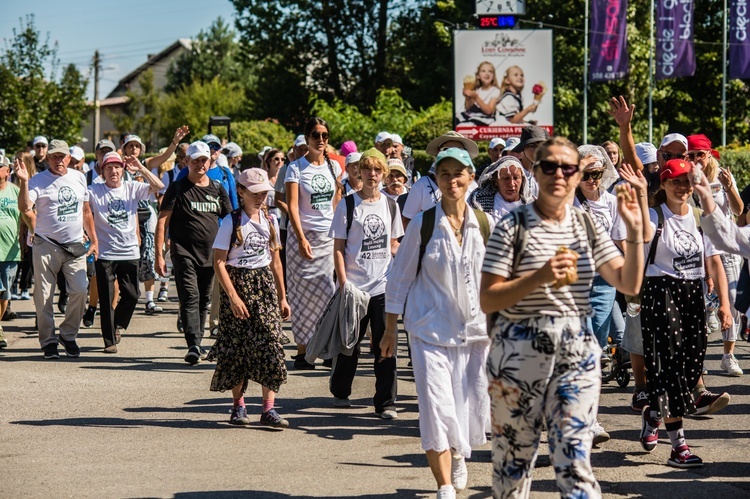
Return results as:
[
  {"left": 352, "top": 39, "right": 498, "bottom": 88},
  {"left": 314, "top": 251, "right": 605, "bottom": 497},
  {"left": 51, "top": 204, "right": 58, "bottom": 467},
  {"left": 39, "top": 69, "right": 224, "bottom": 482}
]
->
[{"left": 93, "top": 50, "right": 101, "bottom": 148}]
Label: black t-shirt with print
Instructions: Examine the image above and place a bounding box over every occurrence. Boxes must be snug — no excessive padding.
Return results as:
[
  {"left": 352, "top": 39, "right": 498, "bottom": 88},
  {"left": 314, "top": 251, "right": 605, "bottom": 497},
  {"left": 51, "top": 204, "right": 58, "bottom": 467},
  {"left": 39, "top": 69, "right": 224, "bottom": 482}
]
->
[{"left": 161, "top": 177, "right": 232, "bottom": 266}]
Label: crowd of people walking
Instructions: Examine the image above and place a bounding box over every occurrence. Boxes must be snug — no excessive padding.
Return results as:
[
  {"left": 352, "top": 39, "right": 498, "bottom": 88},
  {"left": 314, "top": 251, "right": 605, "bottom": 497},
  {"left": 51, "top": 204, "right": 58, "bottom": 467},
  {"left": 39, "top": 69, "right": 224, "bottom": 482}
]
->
[{"left": 1, "top": 94, "right": 748, "bottom": 498}]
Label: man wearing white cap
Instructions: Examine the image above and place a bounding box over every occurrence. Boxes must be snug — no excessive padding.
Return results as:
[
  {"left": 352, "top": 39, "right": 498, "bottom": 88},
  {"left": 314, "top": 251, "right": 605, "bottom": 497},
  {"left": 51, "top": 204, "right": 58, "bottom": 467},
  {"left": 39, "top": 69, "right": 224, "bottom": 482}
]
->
[
  {"left": 69, "top": 146, "right": 86, "bottom": 172},
  {"left": 341, "top": 153, "right": 362, "bottom": 196},
  {"left": 155, "top": 141, "right": 233, "bottom": 365},
  {"left": 374, "top": 132, "right": 394, "bottom": 158},
  {"left": 32, "top": 136, "right": 49, "bottom": 172},
  {"left": 390, "top": 134, "right": 405, "bottom": 160},
  {"left": 16, "top": 139, "right": 98, "bottom": 359}
]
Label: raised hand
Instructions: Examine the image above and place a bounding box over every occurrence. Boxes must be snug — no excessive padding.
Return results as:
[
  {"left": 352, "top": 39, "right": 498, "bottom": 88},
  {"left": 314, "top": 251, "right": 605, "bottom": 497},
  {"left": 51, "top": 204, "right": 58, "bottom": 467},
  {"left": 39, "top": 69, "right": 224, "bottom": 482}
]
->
[
  {"left": 123, "top": 155, "right": 143, "bottom": 174},
  {"left": 619, "top": 162, "right": 647, "bottom": 193},
  {"left": 718, "top": 167, "right": 733, "bottom": 190},
  {"left": 607, "top": 95, "right": 635, "bottom": 127},
  {"left": 172, "top": 125, "right": 189, "bottom": 145},
  {"left": 690, "top": 165, "right": 717, "bottom": 214},
  {"left": 14, "top": 157, "right": 29, "bottom": 182},
  {"left": 615, "top": 184, "right": 643, "bottom": 232}
]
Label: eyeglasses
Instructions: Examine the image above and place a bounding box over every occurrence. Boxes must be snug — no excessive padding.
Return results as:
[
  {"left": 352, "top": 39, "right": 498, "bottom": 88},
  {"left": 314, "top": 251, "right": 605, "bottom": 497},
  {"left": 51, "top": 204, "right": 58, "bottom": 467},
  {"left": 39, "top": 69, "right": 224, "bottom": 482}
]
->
[
  {"left": 582, "top": 170, "right": 604, "bottom": 181},
  {"left": 661, "top": 151, "right": 686, "bottom": 161},
  {"left": 208, "top": 143, "right": 222, "bottom": 151},
  {"left": 309, "top": 131, "right": 329, "bottom": 141},
  {"left": 34, "top": 144, "right": 47, "bottom": 149},
  {"left": 535, "top": 160, "right": 579, "bottom": 177},
  {"left": 686, "top": 151, "right": 707, "bottom": 161}
]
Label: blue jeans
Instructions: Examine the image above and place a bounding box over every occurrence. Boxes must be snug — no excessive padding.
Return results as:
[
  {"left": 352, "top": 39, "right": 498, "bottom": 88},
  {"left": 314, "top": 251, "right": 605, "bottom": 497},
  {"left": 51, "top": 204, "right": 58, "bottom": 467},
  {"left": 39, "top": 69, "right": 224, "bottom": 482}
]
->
[{"left": 587, "top": 275, "right": 617, "bottom": 348}]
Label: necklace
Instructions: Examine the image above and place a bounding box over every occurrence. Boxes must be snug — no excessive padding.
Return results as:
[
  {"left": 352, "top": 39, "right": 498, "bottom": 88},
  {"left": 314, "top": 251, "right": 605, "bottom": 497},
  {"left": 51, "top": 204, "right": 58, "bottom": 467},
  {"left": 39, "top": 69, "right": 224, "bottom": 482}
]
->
[{"left": 447, "top": 215, "right": 464, "bottom": 237}]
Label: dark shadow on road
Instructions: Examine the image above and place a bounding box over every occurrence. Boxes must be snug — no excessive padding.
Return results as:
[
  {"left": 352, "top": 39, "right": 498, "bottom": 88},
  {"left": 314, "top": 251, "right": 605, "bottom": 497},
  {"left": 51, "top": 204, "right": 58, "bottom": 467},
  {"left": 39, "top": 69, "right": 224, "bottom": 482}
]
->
[{"left": 173, "top": 490, "right": 434, "bottom": 498}]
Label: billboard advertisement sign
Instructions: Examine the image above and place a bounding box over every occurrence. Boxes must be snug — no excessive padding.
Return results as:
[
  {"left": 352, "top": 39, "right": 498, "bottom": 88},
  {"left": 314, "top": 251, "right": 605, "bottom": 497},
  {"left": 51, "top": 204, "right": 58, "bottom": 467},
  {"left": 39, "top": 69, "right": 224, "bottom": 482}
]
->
[{"left": 454, "top": 29, "right": 554, "bottom": 141}]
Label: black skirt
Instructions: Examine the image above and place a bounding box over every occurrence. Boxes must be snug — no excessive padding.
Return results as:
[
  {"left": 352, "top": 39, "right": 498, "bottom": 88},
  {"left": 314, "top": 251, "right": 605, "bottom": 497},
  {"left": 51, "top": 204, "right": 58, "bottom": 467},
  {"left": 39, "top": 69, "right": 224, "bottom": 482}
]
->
[{"left": 640, "top": 276, "right": 706, "bottom": 418}]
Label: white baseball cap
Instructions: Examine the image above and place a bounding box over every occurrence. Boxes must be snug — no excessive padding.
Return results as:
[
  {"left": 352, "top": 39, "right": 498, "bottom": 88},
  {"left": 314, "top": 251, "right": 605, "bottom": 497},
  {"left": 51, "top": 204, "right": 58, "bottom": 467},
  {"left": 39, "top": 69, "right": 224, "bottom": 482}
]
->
[
  {"left": 635, "top": 142, "right": 658, "bottom": 165},
  {"left": 69, "top": 146, "right": 85, "bottom": 161},
  {"left": 391, "top": 134, "right": 404, "bottom": 145},
  {"left": 660, "top": 133, "right": 688, "bottom": 150},
  {"left": 345, "top": 152, "right": 362, "bottom": 167},
  {"left": 375, "top": 131, "right": 392, "bottom": 144},
  {"left": 294, "top": 135, "right": 307, "bottom": 147},
  {"left": 186, "top": 141, "right": 211, "bottom": 159},
  {"left": 489, "top": 137, "right": 506, "bottom": 150},
  {"left": 33, "top": 136, "right": 48, "bottom": 146}
]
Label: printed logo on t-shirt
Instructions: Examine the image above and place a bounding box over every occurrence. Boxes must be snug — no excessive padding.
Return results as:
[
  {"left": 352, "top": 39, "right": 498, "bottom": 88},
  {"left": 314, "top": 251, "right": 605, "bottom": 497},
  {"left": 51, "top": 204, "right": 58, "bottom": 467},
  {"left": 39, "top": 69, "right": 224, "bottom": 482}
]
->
[
  {"left": 672, "top": 230, "right": 702, "bottom": 273},
  {"left": 106, "top": 198, "right": 128, "bottom": 228},
  {"left": 57, "top": 186, "right": 79, "bottom": 221},
  {"left": 236, "top": 231, "right": 267, "bottom": 267},
  {"left": 361, "top": 214, "right": 388, "bottom": 259},
  {"left": 310, "top": 173, "right": 334, "bottom": 211},
  {"left": 190, "top": 194, "right": 221, "bottom": 213},
  {"left": 592, "top": 211, "right": 611, "bottom": 233},
  {"left": 0, "top": 197, "right": 17, "bottom": 219}
]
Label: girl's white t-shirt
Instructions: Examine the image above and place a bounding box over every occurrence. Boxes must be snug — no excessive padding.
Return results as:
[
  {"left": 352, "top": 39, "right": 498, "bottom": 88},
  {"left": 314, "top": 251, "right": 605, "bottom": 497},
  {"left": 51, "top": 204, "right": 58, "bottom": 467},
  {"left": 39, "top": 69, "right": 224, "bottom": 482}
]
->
[
  {"left": 213, "top": 211, "right": 281, "bottom": 270},
  {"left": 645, "top": 204, "right": 721, "bottom": 280},
  {"left": 329, "top": 194, "right": 404, "bottom": 296},
  {"left": 285, "top": 156, "right": 342, "bottom": 232}
]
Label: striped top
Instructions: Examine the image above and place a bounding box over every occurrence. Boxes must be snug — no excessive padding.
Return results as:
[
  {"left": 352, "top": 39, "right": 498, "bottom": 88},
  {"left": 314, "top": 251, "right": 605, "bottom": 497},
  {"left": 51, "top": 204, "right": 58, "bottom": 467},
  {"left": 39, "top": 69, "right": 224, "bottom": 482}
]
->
[{"left": 482, "top": 204, "right": 621, "bottom": 320}]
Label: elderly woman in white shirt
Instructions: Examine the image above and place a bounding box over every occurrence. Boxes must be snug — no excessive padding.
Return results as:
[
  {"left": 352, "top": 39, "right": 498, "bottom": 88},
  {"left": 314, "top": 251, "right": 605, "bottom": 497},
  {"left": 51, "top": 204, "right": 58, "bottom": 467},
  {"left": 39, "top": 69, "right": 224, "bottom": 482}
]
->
[
  {"left": 381, "top": 148, "right": 493, "bottom": 499},
  {"left": 469, "top": 156, "right": 531, "bottom": 223}
]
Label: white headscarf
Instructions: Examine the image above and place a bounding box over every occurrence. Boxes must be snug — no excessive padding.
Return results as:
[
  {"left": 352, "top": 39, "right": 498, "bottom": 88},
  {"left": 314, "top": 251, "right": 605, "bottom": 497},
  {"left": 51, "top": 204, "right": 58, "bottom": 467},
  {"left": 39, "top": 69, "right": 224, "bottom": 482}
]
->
[
  {"left": 478, "top": 156, "right": 525, "bottom": 188},
  {"left": 578, "top": 144, "right": 619, "bottom": 191}
]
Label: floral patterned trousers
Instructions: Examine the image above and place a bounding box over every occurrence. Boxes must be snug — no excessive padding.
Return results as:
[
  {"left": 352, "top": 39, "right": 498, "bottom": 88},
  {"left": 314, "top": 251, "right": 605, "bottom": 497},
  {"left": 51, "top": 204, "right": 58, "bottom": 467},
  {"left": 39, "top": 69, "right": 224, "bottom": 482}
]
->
[{"left": 487, "top": 316, "right": 602, "bottom": 499}]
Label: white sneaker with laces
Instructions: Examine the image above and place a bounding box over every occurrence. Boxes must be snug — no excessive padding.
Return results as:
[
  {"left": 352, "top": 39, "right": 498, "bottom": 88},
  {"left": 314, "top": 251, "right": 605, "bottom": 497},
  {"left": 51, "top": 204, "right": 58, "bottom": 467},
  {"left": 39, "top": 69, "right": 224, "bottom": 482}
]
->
[
  {"left": 592, "top": 420, "right": 611, "bottom": 445},
  {"left": 721, "top": 354, "right": 743, "bottom": 376},
  {"left": 436, "top": 485, "right": 456, "bottom": 499},
  {"left": 450, "top": 453, "right": 468, "bottom": 491}
]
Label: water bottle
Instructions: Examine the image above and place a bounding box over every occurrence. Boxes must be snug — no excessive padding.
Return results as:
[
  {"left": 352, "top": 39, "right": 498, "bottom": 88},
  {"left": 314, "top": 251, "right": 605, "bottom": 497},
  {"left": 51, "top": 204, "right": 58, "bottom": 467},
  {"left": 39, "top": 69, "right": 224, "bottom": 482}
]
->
[
  {"left": 626, "top": 302, "right": 641, "bottom": 317},
  {"left": 705, "top": 290, "right": 719, "bottom": 312}
]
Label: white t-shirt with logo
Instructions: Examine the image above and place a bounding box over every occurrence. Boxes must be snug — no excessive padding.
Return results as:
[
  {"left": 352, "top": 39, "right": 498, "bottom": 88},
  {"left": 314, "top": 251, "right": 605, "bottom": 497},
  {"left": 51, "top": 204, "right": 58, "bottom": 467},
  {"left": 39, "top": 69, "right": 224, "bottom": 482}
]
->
[
  {"left": 329, "top": 194, "right": 404, "bottom": 296},
  {"left": 645, "top": 204, "right": 721, "bottom": 280},
  {"left": 573, "top": 190, "right": 627, "bottom": 241},
  {"left": 88, "top": 181, "right": 151, "bottom": 260},
  {"left": 28, "top": 169, "right": 89, "bottom": 244},
  {"left": 285, "top": 156, "right": 342, "bottom": 232},
  {"left": 213, "top": 211, "right": 281, "bottom": 270}
]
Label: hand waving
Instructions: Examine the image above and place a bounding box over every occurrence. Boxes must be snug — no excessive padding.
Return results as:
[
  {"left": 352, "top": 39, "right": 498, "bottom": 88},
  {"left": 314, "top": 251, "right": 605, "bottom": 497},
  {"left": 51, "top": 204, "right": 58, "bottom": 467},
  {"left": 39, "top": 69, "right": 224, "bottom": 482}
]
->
[
  {"left": 14, "top": 157, "right": 29, "bottom": 183},
  {"left": 618, "top": 162, "right": 647, "bottom": 194},
  {"left": 172, "top": 125, "right": 190, "bottom": 145},
  {"left": 607, "top": 95, "right": 635, "bottom": 127}
]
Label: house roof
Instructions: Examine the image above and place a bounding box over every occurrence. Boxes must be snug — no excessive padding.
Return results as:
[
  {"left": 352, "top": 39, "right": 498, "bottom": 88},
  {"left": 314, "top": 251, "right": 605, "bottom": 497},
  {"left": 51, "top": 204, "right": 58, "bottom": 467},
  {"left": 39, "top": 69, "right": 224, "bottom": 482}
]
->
[{"left": 106, "top": 38, "right": 192, "bottom": 98}]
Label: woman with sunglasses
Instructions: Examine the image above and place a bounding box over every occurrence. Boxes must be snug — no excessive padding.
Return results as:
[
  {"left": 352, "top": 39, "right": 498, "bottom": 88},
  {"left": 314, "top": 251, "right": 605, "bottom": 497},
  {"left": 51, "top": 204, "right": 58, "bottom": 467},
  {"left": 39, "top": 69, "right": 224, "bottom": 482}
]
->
[
  {"left": 687, "top": 134, "right": 744, "bottom": 376},
  {"left": 481, "top": 137, "right": 644, "bottom": 497},
  {"left": 262, "top": 148, "right": 285, "bottom": 224},
  {"left": 285, "top": 117, "right": 342, "bottom": 369},
  {"left": 636, "top": 158, "right": 731, "bottom": 469}
]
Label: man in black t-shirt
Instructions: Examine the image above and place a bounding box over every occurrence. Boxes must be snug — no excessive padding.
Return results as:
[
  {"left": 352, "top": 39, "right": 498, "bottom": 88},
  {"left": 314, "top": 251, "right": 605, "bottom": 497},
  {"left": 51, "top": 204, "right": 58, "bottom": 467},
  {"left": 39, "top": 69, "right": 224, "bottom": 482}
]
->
[{"left": 155, "top": 141, "right": 232, "bottom": 365}]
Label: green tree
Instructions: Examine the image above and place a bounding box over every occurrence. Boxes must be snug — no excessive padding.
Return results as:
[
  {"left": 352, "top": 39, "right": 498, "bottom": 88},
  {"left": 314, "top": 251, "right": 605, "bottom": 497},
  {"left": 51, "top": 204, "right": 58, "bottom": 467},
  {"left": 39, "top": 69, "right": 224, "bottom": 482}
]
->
[
  {"left": 158, "top": 78, "right": 245, "bottom": 141},
  {"left": 231, "top": 120, "right": 295, "bottom": 166},
  {"left": 165, "top": 17, "right": 251, "bottom": 94},
  {"left": 0, "top": 15, "right": 89, "bottom": 149}
]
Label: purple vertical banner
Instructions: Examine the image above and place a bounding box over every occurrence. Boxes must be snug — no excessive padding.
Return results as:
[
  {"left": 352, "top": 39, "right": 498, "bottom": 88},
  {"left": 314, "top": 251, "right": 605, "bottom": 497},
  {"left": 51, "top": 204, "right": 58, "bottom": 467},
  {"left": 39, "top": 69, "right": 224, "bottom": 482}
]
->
[
  {"left": 656, "top": 0, "right": 696, "bottom": 80},
  {"left": 730, "top": 0, "right": 750, "bottom": 79},
  {"left": 589, "top": 0, "right": 629, "bottom": 81}
]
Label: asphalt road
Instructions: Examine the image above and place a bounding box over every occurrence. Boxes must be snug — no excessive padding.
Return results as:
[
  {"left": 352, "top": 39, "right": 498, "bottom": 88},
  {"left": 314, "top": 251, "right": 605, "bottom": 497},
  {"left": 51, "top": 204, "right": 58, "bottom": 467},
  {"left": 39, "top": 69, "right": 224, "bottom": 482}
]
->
[{"left": 1, "top": 291, "right": 749, "bottom": 498}]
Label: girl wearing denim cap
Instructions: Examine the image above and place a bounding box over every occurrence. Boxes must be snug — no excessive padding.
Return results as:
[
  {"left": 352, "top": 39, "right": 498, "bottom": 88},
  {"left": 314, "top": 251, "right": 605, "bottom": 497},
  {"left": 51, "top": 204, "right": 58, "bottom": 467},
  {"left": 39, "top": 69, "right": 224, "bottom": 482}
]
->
[{"left": 382, "top": 147, "right": 493, "bottom": 499}]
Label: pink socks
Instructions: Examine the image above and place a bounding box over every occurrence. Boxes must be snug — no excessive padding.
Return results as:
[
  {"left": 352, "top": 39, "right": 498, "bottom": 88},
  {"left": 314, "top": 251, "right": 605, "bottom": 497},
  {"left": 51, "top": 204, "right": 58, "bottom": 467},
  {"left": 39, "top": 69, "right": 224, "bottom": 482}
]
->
[{"left": 262, "top": 398, "right": 274, "bottom": 413}]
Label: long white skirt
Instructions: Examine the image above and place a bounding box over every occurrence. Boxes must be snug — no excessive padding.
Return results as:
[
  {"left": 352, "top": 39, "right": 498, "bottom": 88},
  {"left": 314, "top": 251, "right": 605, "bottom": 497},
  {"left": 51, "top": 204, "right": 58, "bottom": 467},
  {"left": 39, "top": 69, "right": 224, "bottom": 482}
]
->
[{"left": 410, "top": 336, "right": 491, "bottom": 458}]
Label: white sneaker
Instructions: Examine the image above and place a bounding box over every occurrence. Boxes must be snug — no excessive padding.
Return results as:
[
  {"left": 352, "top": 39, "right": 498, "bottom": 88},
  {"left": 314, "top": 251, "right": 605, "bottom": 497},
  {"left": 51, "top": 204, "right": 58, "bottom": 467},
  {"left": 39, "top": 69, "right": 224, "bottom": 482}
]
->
[
  {"left": 721, "top": 355, "right": 743, "bottom": 376},
  {"left": 592, "top": 420, "right": 611, "bottom": 445},
  {"left": 436, "top": 485, "right": 456, "bottom": 499},
  {"left": 450, "top": 454, "right": 468, "bottom": 491}
]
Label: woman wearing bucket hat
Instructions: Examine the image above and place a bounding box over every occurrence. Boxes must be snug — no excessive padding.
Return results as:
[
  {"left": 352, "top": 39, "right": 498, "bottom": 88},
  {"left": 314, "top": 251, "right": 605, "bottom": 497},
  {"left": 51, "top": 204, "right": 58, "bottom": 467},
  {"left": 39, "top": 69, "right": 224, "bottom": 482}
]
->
[
  {"left": 209, "top": 167, "right": 291, "bottom": 428},
  {"left": 382, "top": 147, "right": 493, "bottom": 499},
  {"left": 481, "top": 137, "right": 645, "bottom": 496}
]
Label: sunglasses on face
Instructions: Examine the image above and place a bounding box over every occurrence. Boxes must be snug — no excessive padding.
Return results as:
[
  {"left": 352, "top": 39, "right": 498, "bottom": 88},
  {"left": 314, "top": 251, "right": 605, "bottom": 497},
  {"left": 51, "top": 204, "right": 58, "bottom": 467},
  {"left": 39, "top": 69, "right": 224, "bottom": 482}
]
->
[
  {"left": 686, "top": 151, "right": 707, "bottom": 161},
  {"left": 535, "top": 160, "right": 579, "bottom": 177},
  {"left": 309, "top": 131, "right": 329, "bottom": 141},
  {"left": 661, "top": 151, "right": 686, "bottom": 161},
  {"left": 582, "top": 170, "right": 604, "bottom": 181},
  {"left": 208, "top": 143, "right": 222, "bottom": 151}
]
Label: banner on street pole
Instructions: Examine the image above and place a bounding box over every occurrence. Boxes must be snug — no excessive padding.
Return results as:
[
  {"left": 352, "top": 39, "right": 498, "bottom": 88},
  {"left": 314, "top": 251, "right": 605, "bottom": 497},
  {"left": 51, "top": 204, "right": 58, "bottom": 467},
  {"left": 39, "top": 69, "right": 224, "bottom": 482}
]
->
[
  {"left": 730, "top": 0, "right": 750, "bottom": 80},
  {"left": 655, "top": 0, "right": 696, "bottom": 80},
  {"left": 453, "top": 29, "right": 554, "bottom": 141},
  {"left": 475, "top": 0, "right": 526, "bottom": 16},
  {"left": 590, "top": 0, "right": 629, "bottom": 81}
]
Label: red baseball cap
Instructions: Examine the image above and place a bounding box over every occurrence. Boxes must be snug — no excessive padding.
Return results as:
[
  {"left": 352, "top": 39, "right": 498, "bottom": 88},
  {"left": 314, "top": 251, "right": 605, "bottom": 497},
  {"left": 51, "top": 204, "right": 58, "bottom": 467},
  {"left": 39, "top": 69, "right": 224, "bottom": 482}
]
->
[
  {"left": 687, "top": 134, "right": 712, "bottom": 151},
  {"left": 660, "top": 159, "right": 691, "bottom": 182}
]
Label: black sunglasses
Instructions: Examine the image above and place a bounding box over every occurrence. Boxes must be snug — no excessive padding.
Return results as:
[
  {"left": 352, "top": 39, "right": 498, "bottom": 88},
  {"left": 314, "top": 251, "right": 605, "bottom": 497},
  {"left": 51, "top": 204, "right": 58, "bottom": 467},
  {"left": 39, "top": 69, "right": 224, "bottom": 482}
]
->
[
  {"left": 310, "top": 131, "right": 329, "bottom": 141},
  {"left": 208, "top": 143, "right": 222, "bottom": 151},
  {"left": 582, "top": 170, "right": 604, "bottom": 181},
  {"left": 535, "top": 160, "right": 579, "bottom": 177},
  {"left": 661, "top": 151, "right": 686, "bottom": 161},
  {"left": 686, "top": 151, "right": 707, "bottom": 161}
]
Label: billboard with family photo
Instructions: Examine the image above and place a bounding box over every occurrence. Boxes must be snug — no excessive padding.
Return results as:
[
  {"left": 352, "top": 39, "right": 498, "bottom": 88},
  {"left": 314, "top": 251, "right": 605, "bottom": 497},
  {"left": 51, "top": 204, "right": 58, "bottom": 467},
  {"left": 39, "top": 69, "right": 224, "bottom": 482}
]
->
[{"left": 454, "top": 29, "right": 554, "bottom": 141}]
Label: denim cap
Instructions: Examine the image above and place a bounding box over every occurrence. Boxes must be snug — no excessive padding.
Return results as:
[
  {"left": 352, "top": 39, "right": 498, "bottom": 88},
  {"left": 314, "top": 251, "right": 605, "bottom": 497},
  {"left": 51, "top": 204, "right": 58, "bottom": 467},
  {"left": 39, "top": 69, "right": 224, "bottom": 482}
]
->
[
  {"left": 201, "top": 134, "right": 221, "bottom": 147},
  {"left": 435, "top": 147, "right": 474, "bottom": 173}
]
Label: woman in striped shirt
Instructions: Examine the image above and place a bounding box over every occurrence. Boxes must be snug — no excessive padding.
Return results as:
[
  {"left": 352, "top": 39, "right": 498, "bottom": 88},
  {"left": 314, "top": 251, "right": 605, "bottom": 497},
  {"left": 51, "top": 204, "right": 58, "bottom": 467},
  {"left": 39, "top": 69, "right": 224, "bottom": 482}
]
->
[{"left": 480, "top": 136, "right": 645, "bottom": 498}]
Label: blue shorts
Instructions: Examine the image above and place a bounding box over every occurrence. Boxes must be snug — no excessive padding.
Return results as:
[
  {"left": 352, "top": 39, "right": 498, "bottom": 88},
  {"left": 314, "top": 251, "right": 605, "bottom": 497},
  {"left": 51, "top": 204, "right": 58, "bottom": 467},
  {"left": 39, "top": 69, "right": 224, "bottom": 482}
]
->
[{"left": 0, "top": 261, "right": 19, "bottom": 301}]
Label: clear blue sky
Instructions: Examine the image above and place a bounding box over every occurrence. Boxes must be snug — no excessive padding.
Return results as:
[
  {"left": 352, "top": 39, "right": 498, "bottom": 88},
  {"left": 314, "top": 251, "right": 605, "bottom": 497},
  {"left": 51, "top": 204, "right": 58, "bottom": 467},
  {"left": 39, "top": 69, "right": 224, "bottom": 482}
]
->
[{"left": 0, "top": 0, "right": 237, "bottom": 100}]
